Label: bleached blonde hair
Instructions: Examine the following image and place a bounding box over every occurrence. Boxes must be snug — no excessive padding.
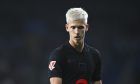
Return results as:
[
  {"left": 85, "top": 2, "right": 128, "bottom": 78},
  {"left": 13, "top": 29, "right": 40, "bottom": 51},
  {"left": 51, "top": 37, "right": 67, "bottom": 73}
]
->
[{"left": 66, "top": 8, "right": 88, "bottom": 24}]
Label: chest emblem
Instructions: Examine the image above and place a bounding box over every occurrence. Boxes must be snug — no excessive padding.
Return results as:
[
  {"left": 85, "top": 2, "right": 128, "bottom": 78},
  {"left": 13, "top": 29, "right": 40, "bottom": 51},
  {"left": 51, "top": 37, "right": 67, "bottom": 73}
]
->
[{"left": 76, "top": 79, "right": 88, "bottom": 84}]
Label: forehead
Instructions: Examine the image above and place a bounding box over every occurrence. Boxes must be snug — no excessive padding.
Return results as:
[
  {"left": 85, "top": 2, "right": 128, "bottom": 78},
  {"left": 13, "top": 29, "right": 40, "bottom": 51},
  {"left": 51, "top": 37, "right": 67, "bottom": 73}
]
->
[{"left": 68, "top": 19, "right": 87, "bottom": 26}]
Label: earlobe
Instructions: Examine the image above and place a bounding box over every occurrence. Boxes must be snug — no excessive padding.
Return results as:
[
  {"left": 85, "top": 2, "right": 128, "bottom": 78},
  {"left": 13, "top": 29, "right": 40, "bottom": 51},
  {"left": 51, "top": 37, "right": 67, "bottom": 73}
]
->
[
  {"left": 86, "top": 27, "right": 88, "bottom": 32},
  {"left": 86, "top": 24, "right": 89, "bottom": 32},
  {"left": 65, "top": 24, "right": 69, "bottom": 32}
]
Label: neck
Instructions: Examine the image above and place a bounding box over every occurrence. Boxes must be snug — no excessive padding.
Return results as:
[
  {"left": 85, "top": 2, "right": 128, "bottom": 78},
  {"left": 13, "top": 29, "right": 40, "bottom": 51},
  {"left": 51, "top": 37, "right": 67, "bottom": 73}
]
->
[{"left": 69, "top": 40, "right": 84, "bottom": 52}]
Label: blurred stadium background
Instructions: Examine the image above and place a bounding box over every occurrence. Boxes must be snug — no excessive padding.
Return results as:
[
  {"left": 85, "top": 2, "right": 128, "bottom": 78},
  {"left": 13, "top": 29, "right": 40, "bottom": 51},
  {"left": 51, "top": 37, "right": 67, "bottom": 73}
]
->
[{"left": 0, "top": 0, "right": 140, "bottom": 84}]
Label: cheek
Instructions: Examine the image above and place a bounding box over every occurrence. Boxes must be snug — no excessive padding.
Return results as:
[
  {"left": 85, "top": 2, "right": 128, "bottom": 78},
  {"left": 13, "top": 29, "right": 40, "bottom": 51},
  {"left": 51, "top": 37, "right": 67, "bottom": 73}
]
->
[
  {"left": 69, "top": 29, "right": 72, "bottom": 33},
  {"left": 69, "top": 31, "right": 74, "bottom": 35},
  {"left": 67, "top": 29, "right": 73, "bottom": 33},
  {"left": 80, "top": 30, "right": 86, "bottom": 35}
]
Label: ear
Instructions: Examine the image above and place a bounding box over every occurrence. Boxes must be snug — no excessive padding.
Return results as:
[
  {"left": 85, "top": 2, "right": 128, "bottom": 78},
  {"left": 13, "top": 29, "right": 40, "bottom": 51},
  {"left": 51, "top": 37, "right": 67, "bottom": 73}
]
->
[
  {"left": 86, "top": 24, "right": 89, "bottom": 32},
  {"left": 65, "top": 24, "right": 69, "bottom": 32}
]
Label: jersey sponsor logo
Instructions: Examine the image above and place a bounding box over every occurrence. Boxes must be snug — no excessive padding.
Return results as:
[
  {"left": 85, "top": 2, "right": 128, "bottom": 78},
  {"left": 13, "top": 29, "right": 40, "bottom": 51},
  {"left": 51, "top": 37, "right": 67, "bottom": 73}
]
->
[
  {"left": 49, "top": 61, "right": 56, "bottom": 71},
  {"left": 76, "top": 79, "right": 88, "bottom": 84}
]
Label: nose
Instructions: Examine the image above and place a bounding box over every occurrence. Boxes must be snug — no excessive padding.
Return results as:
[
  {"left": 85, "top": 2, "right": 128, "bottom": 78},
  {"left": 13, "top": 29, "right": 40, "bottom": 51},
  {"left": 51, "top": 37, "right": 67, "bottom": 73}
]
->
[{"left": 74, "top": 28, "right": 79, "bottom": 34}]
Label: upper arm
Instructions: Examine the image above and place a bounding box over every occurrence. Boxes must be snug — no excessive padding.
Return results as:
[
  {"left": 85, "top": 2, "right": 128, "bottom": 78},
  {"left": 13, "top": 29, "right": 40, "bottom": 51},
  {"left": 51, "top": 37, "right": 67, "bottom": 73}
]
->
[
  {"left": 50, "top": 77, "right": 62, "bottom": 84},
  {"left": 48, "top": 50, "right": 64, "bottom": 83}
]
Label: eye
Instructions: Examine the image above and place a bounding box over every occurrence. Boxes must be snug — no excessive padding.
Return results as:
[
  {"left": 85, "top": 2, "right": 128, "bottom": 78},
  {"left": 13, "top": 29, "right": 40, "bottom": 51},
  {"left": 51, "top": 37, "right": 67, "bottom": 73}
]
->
[
  {"left": 71, "top": 26, "right": 76, "bottom": 29},
  {"left": 78, "top": 26, "right": 84, "bottom": 29}
]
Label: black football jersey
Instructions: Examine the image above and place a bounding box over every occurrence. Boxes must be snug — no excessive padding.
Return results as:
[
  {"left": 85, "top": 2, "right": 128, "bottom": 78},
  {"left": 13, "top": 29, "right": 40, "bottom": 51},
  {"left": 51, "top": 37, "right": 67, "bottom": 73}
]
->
[{"left": 48, "top": 42, "right": 101, "bottom": 84}]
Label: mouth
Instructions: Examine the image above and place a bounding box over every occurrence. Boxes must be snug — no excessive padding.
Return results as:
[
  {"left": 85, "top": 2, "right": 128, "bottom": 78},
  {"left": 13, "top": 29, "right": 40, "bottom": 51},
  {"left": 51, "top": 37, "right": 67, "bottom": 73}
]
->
[{"left": 75, "top": 36, "right": 81, "bottom": 39}]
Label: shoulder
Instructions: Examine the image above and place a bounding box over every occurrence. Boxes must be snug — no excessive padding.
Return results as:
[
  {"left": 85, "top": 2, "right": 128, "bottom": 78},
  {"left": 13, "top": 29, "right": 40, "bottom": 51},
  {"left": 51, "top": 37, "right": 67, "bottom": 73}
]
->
[
  {"left": 85, "top": 44, "right": 101, "bottom": 56},
  {"left": 85, "top": 44, "right": 102, "bottom": 62},
  {"left": 49, "top": 43, "right": 67, "bottom": 60},
  {"left": 85, "top": 44, "right": 102, "bottom": 64}
]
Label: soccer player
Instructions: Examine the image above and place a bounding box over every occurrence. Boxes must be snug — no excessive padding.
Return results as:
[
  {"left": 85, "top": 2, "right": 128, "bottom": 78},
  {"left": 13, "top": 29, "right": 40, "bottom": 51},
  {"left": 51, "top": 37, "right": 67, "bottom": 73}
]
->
[{"left": 48, "top": 7, "right": 102, "bottom": 84}]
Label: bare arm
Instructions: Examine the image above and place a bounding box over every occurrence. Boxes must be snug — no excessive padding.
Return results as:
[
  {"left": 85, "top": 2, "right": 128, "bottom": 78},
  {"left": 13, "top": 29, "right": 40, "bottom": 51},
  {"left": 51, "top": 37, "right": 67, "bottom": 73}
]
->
[
  {"left": 50, "top": 77, "right": 62, "bottom": 84},
  {"left": 94, "top": 80, "right": 102, "bottom": 84}
]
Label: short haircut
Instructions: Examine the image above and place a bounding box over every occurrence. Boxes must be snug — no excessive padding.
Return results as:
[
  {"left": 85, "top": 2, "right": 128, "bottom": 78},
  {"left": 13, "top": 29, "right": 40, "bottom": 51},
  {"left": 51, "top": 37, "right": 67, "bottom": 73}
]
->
[{"left": 66, "top": 8, "right": 88, "bottom": 24}]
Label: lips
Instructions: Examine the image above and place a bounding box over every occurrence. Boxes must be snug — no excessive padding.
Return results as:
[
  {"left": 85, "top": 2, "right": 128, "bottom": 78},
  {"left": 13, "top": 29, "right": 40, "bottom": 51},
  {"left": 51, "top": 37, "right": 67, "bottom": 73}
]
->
[{"left": 75, "top": 36, "right": 80, "bottom": 38}]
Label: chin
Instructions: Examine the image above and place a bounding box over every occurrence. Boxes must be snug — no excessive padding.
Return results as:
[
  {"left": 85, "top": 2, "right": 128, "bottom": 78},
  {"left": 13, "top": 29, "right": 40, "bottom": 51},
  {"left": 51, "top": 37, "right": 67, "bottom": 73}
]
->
[{"left": 74, "top": 39, "right": 82, "bottom": 43}]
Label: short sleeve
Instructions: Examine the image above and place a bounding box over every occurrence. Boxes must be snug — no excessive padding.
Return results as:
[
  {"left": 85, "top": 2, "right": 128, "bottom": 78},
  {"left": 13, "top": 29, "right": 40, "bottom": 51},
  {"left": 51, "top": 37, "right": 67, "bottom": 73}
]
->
[
  {"left": 92, "top": 49, "right": 102, "bottom": 81},
  {"left": 48, "top": 50, "right": 64, "bottom": 78}
]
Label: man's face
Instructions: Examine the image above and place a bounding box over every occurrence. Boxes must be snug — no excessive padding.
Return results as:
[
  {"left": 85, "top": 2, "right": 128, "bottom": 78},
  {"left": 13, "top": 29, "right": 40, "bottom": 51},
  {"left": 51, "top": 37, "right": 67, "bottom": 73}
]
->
[{"left": 65, "top": 19, "right": 88, "bottom": 43}]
